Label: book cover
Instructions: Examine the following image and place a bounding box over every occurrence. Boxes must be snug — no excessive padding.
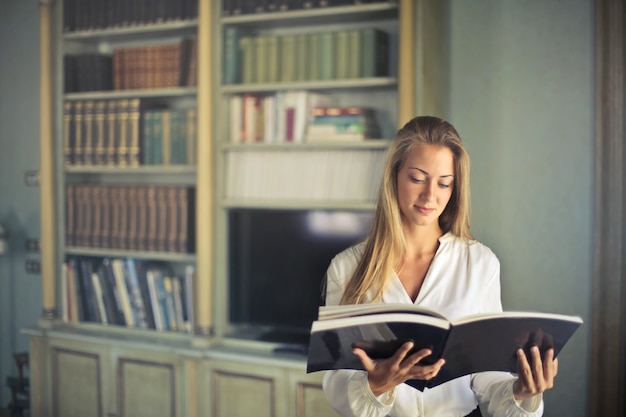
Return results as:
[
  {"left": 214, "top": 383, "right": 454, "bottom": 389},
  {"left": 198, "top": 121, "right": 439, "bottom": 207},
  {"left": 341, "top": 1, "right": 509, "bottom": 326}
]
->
[{"left": 307, "top": 304, "right": 583, "bottom": 391}]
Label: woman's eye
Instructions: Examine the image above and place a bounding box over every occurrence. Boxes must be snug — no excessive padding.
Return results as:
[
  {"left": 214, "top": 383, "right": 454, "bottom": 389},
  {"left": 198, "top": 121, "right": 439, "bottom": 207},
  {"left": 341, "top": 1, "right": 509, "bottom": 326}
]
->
[
  {"left": 410, "top": 177, "right": 425, "bottom": 183},
  {"left": 438, "top": 183, "right": 451, "bottom": 189}
]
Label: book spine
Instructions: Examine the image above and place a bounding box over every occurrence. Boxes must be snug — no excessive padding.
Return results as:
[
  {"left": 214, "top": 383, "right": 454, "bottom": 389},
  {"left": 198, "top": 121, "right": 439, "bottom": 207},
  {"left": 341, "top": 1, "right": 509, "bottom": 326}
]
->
[
  {"left": 73, "top": 101, "right": 84, "bottom": 165},
  {"left": 63, "top": 101, "right": 74, "bottom": 165},
  {"left": 65, "top": 184, "right": 75, "bottom": 247},
  {"left": 94, "top": 100, "right": 107, "bottom": 165},
  {"left": 127, "top": 98, "right": 142, "bottom": 166},
  {"left": 167, "top": 186, "right": 179, "bottom": 252},
  {"left": 116, "top": 99, "right": 130, "bottom": 166}
]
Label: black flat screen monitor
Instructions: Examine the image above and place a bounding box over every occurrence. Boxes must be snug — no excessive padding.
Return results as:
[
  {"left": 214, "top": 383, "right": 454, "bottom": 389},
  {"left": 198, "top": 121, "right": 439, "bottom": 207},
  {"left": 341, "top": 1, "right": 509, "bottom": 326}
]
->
[{"left": 228, "top": 208, "right": 374, "bottom": 346}]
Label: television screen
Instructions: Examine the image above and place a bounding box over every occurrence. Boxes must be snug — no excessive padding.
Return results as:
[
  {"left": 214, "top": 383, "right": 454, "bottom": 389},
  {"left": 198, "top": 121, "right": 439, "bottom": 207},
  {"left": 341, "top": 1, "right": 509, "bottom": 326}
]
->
[{"left": 228, "top": 208, "right": 374, "bottom": 347}]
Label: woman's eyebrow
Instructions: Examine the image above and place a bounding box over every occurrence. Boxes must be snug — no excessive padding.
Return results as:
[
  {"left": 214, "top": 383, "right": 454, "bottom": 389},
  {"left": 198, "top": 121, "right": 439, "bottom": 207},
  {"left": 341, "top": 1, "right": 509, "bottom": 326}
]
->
[{"left": 409, "top": 167, "right": 454, "bottom": 178}]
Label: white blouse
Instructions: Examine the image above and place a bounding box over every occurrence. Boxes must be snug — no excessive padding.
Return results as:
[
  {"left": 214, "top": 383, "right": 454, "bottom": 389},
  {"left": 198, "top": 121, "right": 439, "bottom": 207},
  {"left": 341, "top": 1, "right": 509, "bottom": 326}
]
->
[{"left": 322, "top": 232, "right": 543, "bottom": 417}]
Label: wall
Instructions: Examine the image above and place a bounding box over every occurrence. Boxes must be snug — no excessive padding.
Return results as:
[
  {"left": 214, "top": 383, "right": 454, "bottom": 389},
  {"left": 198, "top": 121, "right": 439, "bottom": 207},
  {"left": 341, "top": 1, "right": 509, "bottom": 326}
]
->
[
  {"left": 0, "top": 0, "right": 43, "bottom": 407},
  {"left": 448, "top": 1, "right": 593, "bottom": 416}
]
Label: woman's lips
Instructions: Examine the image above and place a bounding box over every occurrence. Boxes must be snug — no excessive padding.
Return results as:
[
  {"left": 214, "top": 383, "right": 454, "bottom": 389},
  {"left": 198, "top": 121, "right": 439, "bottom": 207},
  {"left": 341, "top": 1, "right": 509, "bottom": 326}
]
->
[{"left": 416, "top": 206, "right": 435, "bottom": 215}]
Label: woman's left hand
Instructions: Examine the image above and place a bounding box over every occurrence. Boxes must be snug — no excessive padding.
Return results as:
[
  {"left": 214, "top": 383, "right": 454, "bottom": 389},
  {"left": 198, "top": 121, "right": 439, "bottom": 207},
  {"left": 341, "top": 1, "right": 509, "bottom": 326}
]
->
[{"left": 512, "top": 346, "right": 558, "bottom": 400}]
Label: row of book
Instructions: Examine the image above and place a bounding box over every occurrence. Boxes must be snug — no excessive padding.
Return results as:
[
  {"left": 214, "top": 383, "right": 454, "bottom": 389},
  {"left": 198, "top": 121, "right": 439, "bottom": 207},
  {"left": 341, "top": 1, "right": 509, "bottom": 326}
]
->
[
  {"left": 62, "top": 257, "right": 194, "bottom": 333},
  {"left": 65, "top": 184, "right": 195, "bottom": 253},
  {"left": 229, "top": 92, "right": 383, "bottom": 144},
  {"left": 63, "top": 0, "right": 198, "bottom": 33},
  {"left": 222, "top": 0, "right": 395, "bottom": 16},
  {"left": 64, "top": 99, "right": 196, "bottom": 167},
  {"left": 223, "top": 27, "right": 388, "bottom": 84},
  {"left": 229, "top": 91, "right": 330, "bottom": 143},
  {"left": 225, "top": 149, "right": 386, "bottom": 201},
  {"left": 64, "top": 39, "right": 197, "bottom": 93}
]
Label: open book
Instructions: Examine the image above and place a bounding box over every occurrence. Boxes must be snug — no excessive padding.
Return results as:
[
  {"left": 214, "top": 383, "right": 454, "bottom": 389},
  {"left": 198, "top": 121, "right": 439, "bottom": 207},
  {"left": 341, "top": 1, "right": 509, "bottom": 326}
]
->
[{"left": 306, "top": 304, "right": 583, "bottom": 391}]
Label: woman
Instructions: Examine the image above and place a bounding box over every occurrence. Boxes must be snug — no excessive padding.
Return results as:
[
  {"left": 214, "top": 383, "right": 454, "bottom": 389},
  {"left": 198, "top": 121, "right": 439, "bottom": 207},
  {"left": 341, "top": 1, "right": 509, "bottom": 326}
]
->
[{"left": 322, "top": 116, "right": 556, "bottom": 417}]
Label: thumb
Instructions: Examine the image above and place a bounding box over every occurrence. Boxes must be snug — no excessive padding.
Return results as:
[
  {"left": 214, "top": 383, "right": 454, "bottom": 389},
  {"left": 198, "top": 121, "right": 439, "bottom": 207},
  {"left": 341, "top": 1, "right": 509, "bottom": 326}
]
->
[{"left": 353, "top": 347, "right": 375, "bottom": 372}]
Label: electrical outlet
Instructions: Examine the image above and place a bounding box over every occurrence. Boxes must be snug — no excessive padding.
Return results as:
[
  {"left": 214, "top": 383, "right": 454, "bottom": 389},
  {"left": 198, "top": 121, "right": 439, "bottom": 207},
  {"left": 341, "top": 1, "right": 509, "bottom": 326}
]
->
[
  {"left": 25, "top": 259, "right": 41, "bottom": 274},
  {"left": 25, "top": 238, "right": 40, "bottom": 252},
  {"left": 25, "top": 170, "right": 39, "bottom": 186}
]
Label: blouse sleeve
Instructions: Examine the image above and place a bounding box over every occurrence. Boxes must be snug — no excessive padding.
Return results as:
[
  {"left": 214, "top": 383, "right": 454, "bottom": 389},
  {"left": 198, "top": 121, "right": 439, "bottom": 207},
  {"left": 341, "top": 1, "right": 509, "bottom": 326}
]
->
[{"left": 322, "top": 248, "right": 398, "bottom": 417}]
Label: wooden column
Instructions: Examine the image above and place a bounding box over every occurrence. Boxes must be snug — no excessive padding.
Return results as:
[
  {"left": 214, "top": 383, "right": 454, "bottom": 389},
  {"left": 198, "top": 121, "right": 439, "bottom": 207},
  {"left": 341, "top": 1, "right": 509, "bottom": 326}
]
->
[
  {"left": 590, "top": 0, "right": 626, "bottom": 415},
  {"left": 195, "top": 0, "right": 214, "bottom": 337},
  {"left": 397, "top": 0, "right": 415, "bottom": 127},
  {"left": 39, "top": 0, "right": 56, "bottom": 320}
]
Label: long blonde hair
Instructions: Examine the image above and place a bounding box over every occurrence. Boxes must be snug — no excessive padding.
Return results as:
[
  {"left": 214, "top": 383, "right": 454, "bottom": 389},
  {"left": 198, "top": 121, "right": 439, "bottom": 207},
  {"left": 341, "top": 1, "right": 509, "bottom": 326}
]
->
[{"left": 340, "top": 116, "right": 473, "bottom": 305}]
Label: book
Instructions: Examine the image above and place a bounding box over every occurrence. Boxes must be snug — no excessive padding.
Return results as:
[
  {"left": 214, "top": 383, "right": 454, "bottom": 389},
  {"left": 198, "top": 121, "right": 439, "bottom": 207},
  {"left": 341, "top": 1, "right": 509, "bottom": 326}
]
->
[{"left": 306, "top": 303, "right": 583, "bottom": 391}]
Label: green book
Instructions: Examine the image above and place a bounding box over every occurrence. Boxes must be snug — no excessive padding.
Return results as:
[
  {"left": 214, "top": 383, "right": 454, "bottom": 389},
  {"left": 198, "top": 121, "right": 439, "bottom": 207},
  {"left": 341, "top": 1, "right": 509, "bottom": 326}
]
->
[
  {"left": 335, "top": 30, "right": 349, "bottom": 79},
  {"left": 279, "top": 34, "right": 297, "bottom": 82},
  {"left": 361, "top": 28, "right": 389, "bottom": 78},
  {"left": 152, "top": 111, "right": 164, "bottom": 165},
  {"left": 347, "top": 29, "right": 361, "bottom": 79},
  {"left": 223, "top": 26, "right": 249, "bottom": 84},
  {"left": 266, "top": 35, "right": 280, "bottom": 83},
  {"left": 254, "top": 36, "right": 269, "bottom": 83},
  {"left": 308, "top": 33, "right": 321, "bottom": 81},
  {"left": 239, "top": 36, "right": 256, "bottom": 84},
  {"left": 319, "top": 32, "right": 335, "bottom": 80},
  {"left": 295, "top": 33, "right": 309, "bottom": 81},
  {"left": 142, "top": 110, "right": 155, "bottom": 165}
]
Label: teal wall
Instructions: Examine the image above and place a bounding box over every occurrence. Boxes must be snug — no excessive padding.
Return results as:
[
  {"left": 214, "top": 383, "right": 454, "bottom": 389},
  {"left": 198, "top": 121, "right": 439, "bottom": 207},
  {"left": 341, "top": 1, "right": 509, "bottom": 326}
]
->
[
  {"left": 0, "top": 0, "right": 595, "bottom": 414},
  {"left": 448, "top": 1, "right": 593, "bottom": 416},
  {"left": 0, "top": 0, "right": 44, "bottom": 408}
]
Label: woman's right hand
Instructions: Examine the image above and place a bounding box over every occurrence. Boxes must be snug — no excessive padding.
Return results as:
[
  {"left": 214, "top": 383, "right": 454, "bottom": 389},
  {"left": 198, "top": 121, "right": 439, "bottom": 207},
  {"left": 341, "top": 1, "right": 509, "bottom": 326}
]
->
[{"left": 352, "top": 341, "right": 446, "bottom": 396}]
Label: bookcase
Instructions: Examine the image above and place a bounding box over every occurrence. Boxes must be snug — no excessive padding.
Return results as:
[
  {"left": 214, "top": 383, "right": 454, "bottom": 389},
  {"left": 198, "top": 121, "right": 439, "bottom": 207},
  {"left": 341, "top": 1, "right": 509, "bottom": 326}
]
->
[{"left": 27, "top": 0, "right": 447, "bottom": 416}]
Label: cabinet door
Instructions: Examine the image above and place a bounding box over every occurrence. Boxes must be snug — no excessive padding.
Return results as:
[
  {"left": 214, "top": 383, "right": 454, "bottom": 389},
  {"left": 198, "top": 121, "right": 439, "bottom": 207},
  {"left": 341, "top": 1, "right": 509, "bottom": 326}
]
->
[
  {"left": 288, "top": 370, "right": 339, "bottom": 417},
  {"left": 48, "top": 338, "right": 111, "bottom": 417},
  {"left": 205, "top": 359, "right": 288, "bottom": 417},
  {"left": 113, "top": 348, "right": 184, "bottom": 417}
]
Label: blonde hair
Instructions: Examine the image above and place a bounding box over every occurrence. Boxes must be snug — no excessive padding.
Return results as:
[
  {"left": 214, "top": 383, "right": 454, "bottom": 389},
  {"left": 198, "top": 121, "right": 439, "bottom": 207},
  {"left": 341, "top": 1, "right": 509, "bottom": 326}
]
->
[{"left": 340, "top": 116, "right": 473, "bottom": 305}]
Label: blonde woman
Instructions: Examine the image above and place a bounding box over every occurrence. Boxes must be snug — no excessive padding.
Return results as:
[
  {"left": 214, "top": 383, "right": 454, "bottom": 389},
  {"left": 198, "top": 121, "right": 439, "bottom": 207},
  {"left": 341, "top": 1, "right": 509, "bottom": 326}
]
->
[{"left": 323, "top": 116, "right": 557, "bottom": 417}]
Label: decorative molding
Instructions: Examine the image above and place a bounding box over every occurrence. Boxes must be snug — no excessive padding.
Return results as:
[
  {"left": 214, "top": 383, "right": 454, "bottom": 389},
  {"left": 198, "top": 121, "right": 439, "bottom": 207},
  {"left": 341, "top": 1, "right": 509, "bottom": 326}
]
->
[{"left": 590, "top": 0, "right": 625, "bottom": 415}]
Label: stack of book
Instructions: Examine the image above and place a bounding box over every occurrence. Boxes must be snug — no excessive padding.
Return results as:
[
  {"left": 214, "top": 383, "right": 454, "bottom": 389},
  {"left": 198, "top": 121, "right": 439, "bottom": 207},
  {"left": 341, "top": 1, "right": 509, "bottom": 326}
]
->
[
  {"left": 62, "top": 257, "right": 195, "bottom": 333},
  {"left": 65, "top": 184, "right": 195, "bottom": 253},
  {"left": 223, "top": 27, "right": 388, "bottom": 84},
  {"left": 305, "top": 106, "right": 382, "bottom": 142}
]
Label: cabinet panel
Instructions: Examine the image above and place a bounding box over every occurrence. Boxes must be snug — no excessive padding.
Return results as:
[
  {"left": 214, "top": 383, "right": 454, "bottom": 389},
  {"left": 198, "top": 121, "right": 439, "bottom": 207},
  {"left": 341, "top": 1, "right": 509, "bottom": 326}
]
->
[
  {"left": 212, "top": 371, "right": 276, "bottom": 417},
  {"left": 52, "top": 347, "right": 104, "bottom": 417},
  {"left": 289, "top": 370, "right": 339, "bottom": 417},
  {"left": 118, "top": 358, "right": 176, "bottom": 417},
  {"left": 206, "top": 359, "right": 287, "bottom": 417}
]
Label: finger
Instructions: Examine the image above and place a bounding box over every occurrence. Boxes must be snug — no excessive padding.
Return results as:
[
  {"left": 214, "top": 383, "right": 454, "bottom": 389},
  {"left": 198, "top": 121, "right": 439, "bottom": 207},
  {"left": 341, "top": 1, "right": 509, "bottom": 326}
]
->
[
  {"left": 529, "top": 346, "right": 545, "bottom": 391},
  {"left": 352, "top": 347, "right": 375, "bottom": 372},
  {"left": 404, "top": 347, "right": 433, "bottom": 366},
  {"left": 516, "top": 348, "right": 535, "bottom": 392},
  {"left": 392, "top": 341, "right": 417, "bottom": 365},
  {"left": 542, "top": 349, "right": 555, "bottom": 388}
]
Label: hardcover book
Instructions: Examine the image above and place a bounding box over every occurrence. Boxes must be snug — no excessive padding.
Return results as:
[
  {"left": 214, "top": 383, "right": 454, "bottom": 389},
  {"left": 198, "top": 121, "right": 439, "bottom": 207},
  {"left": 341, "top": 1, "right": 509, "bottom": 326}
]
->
[{"left": 307, "top": 303, "right": 583, "bottom": 391}]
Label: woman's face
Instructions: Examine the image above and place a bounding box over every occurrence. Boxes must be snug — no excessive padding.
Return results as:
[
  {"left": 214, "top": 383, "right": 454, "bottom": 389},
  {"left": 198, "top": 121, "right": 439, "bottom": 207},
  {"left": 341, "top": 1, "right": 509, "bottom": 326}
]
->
[{"left": 396, "top": 144, "right": 455, "bottom": 230}]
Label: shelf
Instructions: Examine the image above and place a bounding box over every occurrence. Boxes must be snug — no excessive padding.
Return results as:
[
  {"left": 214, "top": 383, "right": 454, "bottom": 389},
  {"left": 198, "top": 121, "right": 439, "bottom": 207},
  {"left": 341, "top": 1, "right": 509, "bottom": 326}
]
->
[
  {"left": 62, "top": 19, "right": 199, "bottom": 42},
  {"left": 64, "top": 87, "right": 197, "bottom": 101},
  {"left": 221, "top": 200, "right": 376, "bottom": 211},
  {"left": 221, "top": 77, "right": 397, "bottom": 94},
  {"left": 65, "top": 247, "right": 196, "bottom": 263},
  {"left": 221, "top": 140, "right": 390, "bottom": 151},
  {"left": 220, "top": 3, "right": 398, "bottom": 28}
]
